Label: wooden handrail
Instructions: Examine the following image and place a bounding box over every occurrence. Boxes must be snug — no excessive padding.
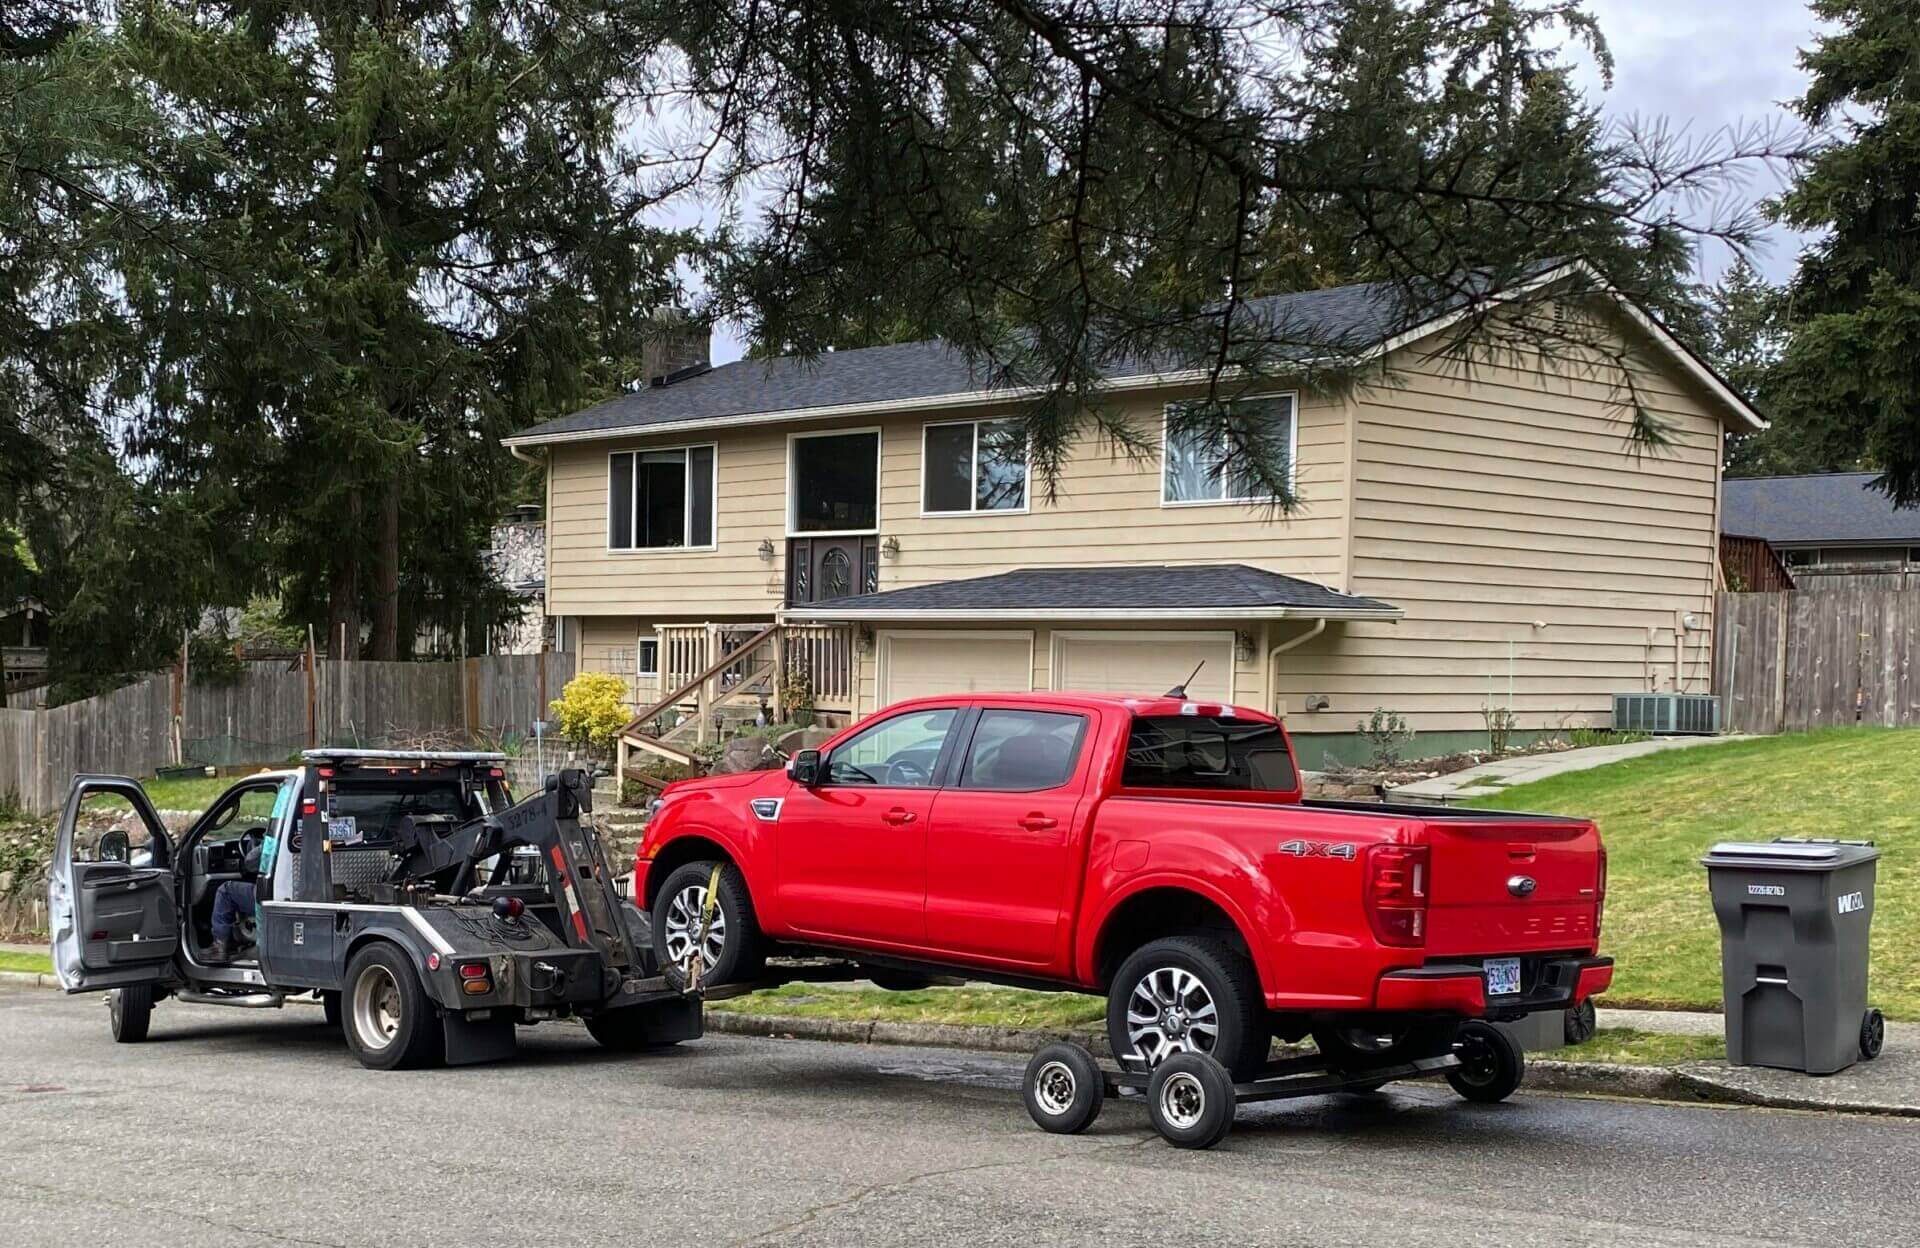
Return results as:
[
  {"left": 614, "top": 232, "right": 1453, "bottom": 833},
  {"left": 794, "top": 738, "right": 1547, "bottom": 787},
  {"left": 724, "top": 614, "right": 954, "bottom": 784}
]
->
[{"left": 620, "top": 623, "right": 778, "bottom": 739}]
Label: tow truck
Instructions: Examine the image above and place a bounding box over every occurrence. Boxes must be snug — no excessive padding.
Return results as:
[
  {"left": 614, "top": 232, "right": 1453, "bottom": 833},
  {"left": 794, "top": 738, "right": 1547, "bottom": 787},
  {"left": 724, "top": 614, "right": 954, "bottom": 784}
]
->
[{"left": 47, "top": 750, "right": 700, "bottom": 1069}]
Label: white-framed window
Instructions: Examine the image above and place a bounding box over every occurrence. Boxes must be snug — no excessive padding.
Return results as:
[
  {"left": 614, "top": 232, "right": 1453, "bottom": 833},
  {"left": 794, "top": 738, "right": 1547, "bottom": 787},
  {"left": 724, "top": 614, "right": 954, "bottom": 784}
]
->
[
  {"left": 788, "top": 428, "right": 881, "bottom": 535},
  {"left": 1161, "top": 392, "right": 1297, "bottom": 506},
  {"left": 608, "top": 444, "right": 716, "bottom": 551},
  {"left": 921, "top": 418, "right": 1029, "bottom": 514},
  {"left": 637, "top": 637, "right": 660, "bottom": 678}
]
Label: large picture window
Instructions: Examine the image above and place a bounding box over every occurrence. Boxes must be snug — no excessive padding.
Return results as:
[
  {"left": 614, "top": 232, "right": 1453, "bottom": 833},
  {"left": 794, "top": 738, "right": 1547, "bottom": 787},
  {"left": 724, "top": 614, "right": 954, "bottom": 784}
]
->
[
  {"left": 1162, "top": 393, "right": 1296, "bottom": 505},
  {"left": 922, "top": 419, "right": 1028, "bottom": 513},
  {"left": 609, "top": 445, "right": 715, "bottom": 550},
  {"left": 790, "top": 430, "right": 880, "bottom": 534}
]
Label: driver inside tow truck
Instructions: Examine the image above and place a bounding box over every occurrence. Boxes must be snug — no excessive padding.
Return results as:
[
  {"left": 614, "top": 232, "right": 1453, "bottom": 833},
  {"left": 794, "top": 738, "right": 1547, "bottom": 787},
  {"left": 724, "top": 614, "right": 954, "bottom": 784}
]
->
[{"left": 205, "top": 836, "right": 261, "bottom": 963}]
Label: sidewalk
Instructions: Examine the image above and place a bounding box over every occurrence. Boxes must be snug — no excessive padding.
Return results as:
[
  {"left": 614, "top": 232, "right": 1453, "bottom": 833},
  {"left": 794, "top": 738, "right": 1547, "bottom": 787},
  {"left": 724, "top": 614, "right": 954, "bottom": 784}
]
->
[
  {"left": 1387, "top": 735, "right": 1746, "bottom": 803},
  {"left": 1572, "top": 1006, "right": 1920, "bottom": 1116}
]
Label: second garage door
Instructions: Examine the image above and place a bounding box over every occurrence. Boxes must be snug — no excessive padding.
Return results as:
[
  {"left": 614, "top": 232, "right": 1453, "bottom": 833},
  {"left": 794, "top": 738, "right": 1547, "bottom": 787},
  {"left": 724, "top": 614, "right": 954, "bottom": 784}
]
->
[
  {"left": 1051, "top": 631, "right": 1236, "bottom": 702},
  {"left": 877, "top": 630, "right": 1034, "bottom": 707}
]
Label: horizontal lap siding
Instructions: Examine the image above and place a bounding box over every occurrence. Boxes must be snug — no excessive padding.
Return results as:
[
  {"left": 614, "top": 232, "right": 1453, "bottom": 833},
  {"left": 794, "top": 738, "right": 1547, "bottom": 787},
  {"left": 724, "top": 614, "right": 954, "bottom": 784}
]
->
[
  {"left": 548, "top": 391, "right": 1350, "bottom": 619},
  {"left": 1282, "top": 330, "right": 1724, "bottom": 737}
]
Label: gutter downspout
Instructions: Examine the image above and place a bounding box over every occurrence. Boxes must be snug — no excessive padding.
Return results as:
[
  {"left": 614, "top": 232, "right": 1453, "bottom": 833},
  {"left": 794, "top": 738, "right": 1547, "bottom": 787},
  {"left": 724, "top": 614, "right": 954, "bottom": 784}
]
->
[{"left": 1267, "top": 618, "right": 1328, "bottom": 716}]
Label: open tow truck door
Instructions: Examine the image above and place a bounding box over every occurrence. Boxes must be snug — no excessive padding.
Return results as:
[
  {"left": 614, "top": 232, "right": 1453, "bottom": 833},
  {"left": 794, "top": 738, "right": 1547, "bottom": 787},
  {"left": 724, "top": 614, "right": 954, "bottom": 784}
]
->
[{"left": 49, "top": 776, "right": 180, "bottom": 992}]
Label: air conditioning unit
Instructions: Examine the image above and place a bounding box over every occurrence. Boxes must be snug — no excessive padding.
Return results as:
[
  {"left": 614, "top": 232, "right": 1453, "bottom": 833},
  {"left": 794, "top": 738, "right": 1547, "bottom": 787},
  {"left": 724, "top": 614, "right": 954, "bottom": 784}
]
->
[{"left": 1612, "top": 693, "right": 1721, "bottom": 735}]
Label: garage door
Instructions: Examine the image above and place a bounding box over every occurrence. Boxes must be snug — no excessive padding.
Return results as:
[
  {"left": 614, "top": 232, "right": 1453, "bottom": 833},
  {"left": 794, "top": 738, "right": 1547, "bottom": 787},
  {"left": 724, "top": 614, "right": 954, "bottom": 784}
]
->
[
  {"left": 878, "top": 631, "right": 1033, "bottom": 707},
  {"left": 1052, "top": 631, "right": 1235, "bottom": 702}
]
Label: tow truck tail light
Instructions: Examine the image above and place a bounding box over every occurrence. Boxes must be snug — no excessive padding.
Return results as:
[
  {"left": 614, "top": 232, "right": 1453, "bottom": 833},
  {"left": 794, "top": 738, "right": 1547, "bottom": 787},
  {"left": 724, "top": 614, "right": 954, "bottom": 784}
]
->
[
  {"left": 1366, "top": 844, "right": 1429, "bottom": 947},
  {"left": 459, "top": 961, "right": 492, "bottom": 994}
]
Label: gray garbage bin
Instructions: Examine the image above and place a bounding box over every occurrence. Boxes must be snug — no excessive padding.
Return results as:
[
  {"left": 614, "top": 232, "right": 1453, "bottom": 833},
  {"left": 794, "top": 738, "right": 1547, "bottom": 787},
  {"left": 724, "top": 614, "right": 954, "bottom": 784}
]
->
[{"left": 1701, "top": 839, "right": 1884, "bottom": 1074}]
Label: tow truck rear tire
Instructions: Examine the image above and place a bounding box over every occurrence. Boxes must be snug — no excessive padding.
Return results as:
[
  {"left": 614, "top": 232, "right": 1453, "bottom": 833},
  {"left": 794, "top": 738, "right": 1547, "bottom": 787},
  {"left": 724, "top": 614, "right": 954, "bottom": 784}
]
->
[
  {"left": 109, "top": 984, "right": 154, "bottom": 1043},
  {"left": 342, "top": 945, "right": 442, "bottom": 1071},
  {"left": 651, "top": 860, "right": 763, "bottom": 986},
  {"left": 1446, "top": 1021, "right": 1525, "bottom": 1103}
]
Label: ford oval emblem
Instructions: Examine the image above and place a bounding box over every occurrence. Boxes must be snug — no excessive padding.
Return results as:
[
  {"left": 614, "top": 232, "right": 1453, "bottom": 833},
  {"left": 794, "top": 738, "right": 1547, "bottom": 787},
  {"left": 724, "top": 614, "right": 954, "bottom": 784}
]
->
[{"left": 1507, "top": 875, "right": 1538, "bottom": 898}]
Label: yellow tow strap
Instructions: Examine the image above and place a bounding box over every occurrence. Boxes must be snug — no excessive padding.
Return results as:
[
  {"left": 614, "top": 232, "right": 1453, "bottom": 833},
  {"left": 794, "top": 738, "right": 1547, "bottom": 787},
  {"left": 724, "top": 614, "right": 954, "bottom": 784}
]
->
[{"left": 687, "top": 861, "right": 724, "bottom": 992}]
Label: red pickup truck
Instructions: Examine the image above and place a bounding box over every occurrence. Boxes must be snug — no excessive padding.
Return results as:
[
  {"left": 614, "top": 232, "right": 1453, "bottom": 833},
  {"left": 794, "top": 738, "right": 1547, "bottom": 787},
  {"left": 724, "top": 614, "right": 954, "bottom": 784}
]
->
[{"left": 634, "top": 692, "right": 1612, "bottom": 1077}]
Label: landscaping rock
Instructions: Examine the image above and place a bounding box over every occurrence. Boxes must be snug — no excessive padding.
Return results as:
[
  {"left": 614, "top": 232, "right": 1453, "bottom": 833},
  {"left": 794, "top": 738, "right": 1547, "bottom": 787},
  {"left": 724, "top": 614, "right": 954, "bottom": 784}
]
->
[
  {"left": 774, "top": 726, "right": 836, "bottom": 755},
  {"left": 715, "top": 736, "right": 779, "bottom": 774}
]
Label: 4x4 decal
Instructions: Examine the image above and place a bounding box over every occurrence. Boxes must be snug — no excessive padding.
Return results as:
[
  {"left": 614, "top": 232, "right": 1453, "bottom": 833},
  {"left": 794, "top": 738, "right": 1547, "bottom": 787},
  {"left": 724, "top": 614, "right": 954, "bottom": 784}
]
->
[{"left": 1278, "top": 839, "right": 1357, "bottom": 861}]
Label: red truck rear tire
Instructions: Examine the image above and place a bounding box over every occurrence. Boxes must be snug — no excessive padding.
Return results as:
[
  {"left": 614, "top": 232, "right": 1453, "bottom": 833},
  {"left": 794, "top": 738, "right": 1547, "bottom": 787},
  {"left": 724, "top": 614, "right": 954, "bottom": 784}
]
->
[{"left": 1106, "top": 936, "right": 1268, "bottom": 1080}]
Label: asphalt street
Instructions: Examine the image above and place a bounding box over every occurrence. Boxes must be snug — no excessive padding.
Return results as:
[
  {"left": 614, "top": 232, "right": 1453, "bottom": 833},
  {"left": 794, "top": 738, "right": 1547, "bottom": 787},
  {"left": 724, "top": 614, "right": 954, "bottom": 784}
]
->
[{"left": 2, "top": 986, "right": 1916, "bottom": 1247}]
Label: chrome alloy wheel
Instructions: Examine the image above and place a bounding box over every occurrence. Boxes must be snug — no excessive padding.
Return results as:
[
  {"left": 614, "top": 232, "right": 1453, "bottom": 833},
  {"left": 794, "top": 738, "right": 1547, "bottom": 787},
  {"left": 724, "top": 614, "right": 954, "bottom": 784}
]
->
[
  {"left": 351, "top": 964, "right": 403, "bottom": 1051},
  {"left": 1125, "top": 966, "right": 1219, "bottom": 1066},
  {"left": 1032, "top": 1060, "right": 1079, "bottom": 1117},
  {"left": 1158, "top": 1069, "right": 1207, "bottom": 1130},
  {"left": 662, "top": 882, "right": 726, "bottom": 971}
]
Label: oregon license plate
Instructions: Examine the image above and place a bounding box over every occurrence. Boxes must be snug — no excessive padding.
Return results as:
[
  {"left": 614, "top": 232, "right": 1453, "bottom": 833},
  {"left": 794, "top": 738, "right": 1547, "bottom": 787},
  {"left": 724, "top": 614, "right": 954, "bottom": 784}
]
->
[{"left": 1485, "top": 957, "right": 1522, "bottom": 996}]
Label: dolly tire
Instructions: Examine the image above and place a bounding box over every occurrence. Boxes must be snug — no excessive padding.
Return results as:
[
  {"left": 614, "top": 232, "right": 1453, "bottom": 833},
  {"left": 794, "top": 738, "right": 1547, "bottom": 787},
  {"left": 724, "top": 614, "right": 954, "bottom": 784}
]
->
[
  {"left": 1023, "top": 1043, "right": 1105, "bottom": 1134},
  {"left": 1146, "top": 1053, "right": 1236, "bottom": 1149},
  {"left": 109, "top": 984, "right": 154, "bottom": 1043},
  {"left": 342, "top": 944, "right": 442, "bottom": 1071},
  {"left": 1446, "top": 1021, "right": 1525, "bottom": 1103}
]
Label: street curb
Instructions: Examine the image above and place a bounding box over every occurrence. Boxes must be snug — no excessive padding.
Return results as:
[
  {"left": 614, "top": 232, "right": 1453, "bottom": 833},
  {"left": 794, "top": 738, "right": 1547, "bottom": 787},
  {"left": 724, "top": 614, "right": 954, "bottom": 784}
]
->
[
  {"left": 707, "top": 1010, "right": 1920, "bottom": 1119},
  {"left": 0, "top": 969, "right": 57, "bottom": 990}
]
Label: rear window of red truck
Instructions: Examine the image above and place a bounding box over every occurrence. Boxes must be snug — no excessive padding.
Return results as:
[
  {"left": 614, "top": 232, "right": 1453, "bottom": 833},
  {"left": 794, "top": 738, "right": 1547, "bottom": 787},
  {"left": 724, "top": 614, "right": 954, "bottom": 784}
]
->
[{"left": 1122, "top": 716, "right": 1298, "bottom": 792}]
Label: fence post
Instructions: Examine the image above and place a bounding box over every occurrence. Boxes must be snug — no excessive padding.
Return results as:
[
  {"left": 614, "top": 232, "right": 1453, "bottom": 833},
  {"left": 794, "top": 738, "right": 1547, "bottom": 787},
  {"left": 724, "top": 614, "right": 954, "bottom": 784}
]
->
[{"left": 1771, "top": 592, "right": 1789, "bottom": 734}]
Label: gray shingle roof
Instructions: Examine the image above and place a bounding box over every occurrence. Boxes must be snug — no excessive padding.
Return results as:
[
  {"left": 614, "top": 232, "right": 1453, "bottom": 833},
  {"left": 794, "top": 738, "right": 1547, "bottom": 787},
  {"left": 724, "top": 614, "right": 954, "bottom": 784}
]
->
[
  {"left": 783, "top": 564, "right": 1400, "bottom": 620},
  {"left": 1722, "top": 473, "right": 1920, "bottom": 546},
  {"left": 510, "top": 282, "right": 1411, "bottom": 445}
]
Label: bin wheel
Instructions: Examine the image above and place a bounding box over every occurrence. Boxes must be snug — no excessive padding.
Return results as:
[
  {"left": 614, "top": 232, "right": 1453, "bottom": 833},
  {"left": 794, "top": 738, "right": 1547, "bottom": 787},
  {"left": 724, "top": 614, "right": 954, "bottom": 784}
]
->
[
  {"left": 1860, "top": 1009, "right": 1886, "bottom": 1061},
  {"left": 1022, "top": 1042, "right": 1105, "bottom": 1134},
  {"left": 1447, "top": 1021, "right": 1525, "bottom": 1104},
  {"left": 1564, "top": 998, "right": 1597, "bottom": 1046},
  {"left": 1146, "top": 1052, "right": 1236, "bottom": 1149}
]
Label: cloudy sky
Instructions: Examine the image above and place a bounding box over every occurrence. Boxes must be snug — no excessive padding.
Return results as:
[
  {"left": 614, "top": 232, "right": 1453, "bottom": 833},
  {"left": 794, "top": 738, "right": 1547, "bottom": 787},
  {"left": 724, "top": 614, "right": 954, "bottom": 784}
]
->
[{"left": 700, "top": 1, "right": 1827, "bottom": 364}]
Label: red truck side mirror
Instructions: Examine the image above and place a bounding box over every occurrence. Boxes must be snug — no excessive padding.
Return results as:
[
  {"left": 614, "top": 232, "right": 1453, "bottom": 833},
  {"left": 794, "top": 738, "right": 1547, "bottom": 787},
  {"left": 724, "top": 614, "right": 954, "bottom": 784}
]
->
[{"left": 788, "top": 749, "right": 822, "bottom": 787}]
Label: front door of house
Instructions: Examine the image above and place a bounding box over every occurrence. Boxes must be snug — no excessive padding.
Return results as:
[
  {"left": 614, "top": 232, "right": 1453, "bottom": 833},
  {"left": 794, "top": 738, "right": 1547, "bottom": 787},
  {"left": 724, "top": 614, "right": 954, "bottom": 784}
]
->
[{"left": 787, "top": 536, "right": 878, "bottom": 604}]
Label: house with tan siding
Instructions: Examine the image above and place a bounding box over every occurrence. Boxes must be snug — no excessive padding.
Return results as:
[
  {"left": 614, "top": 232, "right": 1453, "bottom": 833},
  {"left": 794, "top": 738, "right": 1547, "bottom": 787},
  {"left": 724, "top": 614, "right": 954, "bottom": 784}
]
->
[{"left": 506, "top": 261, "right": 1761, "bottom": 770}]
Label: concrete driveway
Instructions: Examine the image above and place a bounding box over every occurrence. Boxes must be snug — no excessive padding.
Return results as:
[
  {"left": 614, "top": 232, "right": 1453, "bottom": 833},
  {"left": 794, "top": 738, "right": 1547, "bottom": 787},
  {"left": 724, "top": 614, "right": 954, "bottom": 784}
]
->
[{"left": 2, "top": 987, "right": 1915, "bottom": 1246}]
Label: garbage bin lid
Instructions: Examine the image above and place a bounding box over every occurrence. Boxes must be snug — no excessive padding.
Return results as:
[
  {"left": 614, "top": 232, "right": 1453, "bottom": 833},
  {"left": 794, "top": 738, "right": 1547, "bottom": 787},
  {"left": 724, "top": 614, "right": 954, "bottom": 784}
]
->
[{"left": 1701, "top": 839, "right": 1880, "bottom": 870}]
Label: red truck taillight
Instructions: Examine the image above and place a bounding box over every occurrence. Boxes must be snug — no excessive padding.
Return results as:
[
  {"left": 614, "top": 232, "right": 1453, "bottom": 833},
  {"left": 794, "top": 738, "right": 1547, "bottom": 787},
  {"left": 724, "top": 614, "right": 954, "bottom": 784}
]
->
[
  {"left": 1595, "top": 845, "right": 1608, "bottom": 939},
  {"left": 1366, "top": 844, "right": 1429, "bottom": 947}
]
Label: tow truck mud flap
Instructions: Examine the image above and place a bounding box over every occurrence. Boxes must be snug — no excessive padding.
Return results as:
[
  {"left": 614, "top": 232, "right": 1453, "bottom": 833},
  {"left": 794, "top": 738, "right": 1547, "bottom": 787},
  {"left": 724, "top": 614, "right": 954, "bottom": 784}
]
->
[{"left": 444, "top": 1011, "right": 517, "bottom": 1066}]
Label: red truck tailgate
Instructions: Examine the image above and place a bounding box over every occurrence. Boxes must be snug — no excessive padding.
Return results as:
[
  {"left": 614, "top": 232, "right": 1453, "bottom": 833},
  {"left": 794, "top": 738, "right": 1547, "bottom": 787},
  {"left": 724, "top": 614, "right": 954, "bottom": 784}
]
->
[{"left": 1421, "top": 815, "right": 1602, "bottom": 955}]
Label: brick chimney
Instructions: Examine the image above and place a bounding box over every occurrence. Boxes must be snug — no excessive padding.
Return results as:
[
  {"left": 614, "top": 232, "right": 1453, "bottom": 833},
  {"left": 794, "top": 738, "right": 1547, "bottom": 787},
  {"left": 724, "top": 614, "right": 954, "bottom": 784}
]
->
[{"left": 639, "top": 319, "right": 711, "bottom": 388}]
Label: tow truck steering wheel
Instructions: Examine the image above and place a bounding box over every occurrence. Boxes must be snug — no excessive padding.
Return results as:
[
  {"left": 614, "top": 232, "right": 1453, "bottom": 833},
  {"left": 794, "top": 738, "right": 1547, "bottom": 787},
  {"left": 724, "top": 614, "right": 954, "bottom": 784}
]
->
[{"left": 237, "top": 828, "right": 265, "bottom": 878}]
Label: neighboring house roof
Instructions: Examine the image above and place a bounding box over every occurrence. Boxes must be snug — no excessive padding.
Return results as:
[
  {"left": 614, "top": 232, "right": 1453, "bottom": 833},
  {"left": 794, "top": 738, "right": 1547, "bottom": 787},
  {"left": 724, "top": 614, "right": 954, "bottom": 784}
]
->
[
  {"left": 505, "top": 260, "right": 1762, "bottom": 449},
  {"left": 782, "top": 564, "right": 1402, "bottom": 622},
  {"left": 1722, "top": 473, "right": 1920, "bottom": 547}
]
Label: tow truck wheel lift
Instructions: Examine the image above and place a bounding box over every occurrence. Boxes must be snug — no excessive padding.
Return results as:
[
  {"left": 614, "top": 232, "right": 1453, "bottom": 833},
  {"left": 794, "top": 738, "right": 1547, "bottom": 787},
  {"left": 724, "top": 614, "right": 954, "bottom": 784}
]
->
[{"left": 1021, "top": 1020, "right": 1525, "bottom": 1149}]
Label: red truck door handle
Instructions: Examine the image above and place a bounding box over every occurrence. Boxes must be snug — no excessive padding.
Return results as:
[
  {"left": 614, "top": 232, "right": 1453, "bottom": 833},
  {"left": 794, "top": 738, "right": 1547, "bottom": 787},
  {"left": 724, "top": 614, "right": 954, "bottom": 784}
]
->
[
  {"left": 884, "top": 807, "right": 917, "bottom": 825},
  {"left": 1019, "top": 813, "right": 1057, "bottom": 831}
]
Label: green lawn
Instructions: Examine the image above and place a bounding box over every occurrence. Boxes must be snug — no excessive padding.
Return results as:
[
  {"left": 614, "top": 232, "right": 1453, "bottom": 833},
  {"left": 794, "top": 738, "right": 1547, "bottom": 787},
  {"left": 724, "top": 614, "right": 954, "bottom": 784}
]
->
[
  {"left": 141, "top": 774, "right": 242, "bottom": 813},
  {"left": 1571, "top": 1028, "right": 1725, "bottom": 1065},
  {"left": 0, "top": 950, "right": 52, "bottom": 975},
  {"left": 708, "top": 983, "right": 1107, "bottom": 1029},
  {"left": 1464, "top": 728, "right": 1920, "bottom": 1019}
]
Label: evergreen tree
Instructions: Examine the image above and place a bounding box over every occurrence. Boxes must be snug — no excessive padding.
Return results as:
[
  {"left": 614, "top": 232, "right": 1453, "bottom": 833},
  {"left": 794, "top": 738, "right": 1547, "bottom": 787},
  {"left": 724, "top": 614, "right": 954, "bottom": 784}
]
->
[
  {"left": 115, "top": 1, "right": 695, "bottom": 657},
  {"left": 1768, "top": 0, "right": 1920, "bottom": 504}
]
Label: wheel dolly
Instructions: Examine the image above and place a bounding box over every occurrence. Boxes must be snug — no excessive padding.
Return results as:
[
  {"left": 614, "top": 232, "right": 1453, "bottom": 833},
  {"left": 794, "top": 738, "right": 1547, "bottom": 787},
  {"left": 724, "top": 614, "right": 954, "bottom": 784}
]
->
[{"left": 1020, "top": 1020, "right": 1526, "bottom": 1149}]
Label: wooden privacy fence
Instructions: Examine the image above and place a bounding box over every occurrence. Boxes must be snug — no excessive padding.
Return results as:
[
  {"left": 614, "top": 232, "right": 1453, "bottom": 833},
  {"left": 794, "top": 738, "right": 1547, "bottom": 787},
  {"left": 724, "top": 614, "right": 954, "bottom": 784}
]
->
[
  {"left": 1714, "top": 586, "right": 1920, "bottom": 734},
  {"left": 0, "top": 653, "right": 574, "bottom": 814}
]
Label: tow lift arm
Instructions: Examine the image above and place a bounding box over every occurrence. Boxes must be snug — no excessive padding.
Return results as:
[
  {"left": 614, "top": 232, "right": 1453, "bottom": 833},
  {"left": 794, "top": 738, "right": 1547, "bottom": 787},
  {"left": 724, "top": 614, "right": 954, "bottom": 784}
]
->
[{"left": 388, "top": 769, "right": 641, "bottom": 970}]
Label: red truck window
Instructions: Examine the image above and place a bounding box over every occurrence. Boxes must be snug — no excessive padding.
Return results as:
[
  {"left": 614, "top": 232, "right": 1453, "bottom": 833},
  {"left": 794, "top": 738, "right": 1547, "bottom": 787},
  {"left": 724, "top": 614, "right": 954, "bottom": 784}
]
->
[
  {"left": 957, "top": 709, "right": 1088, "bottom": 791},
  {"left": 1122, "top": 717, "right": 1297, "bottom": 792},
  {"left": 826, "top": 708, "right": 957, "bottom": 787}
]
